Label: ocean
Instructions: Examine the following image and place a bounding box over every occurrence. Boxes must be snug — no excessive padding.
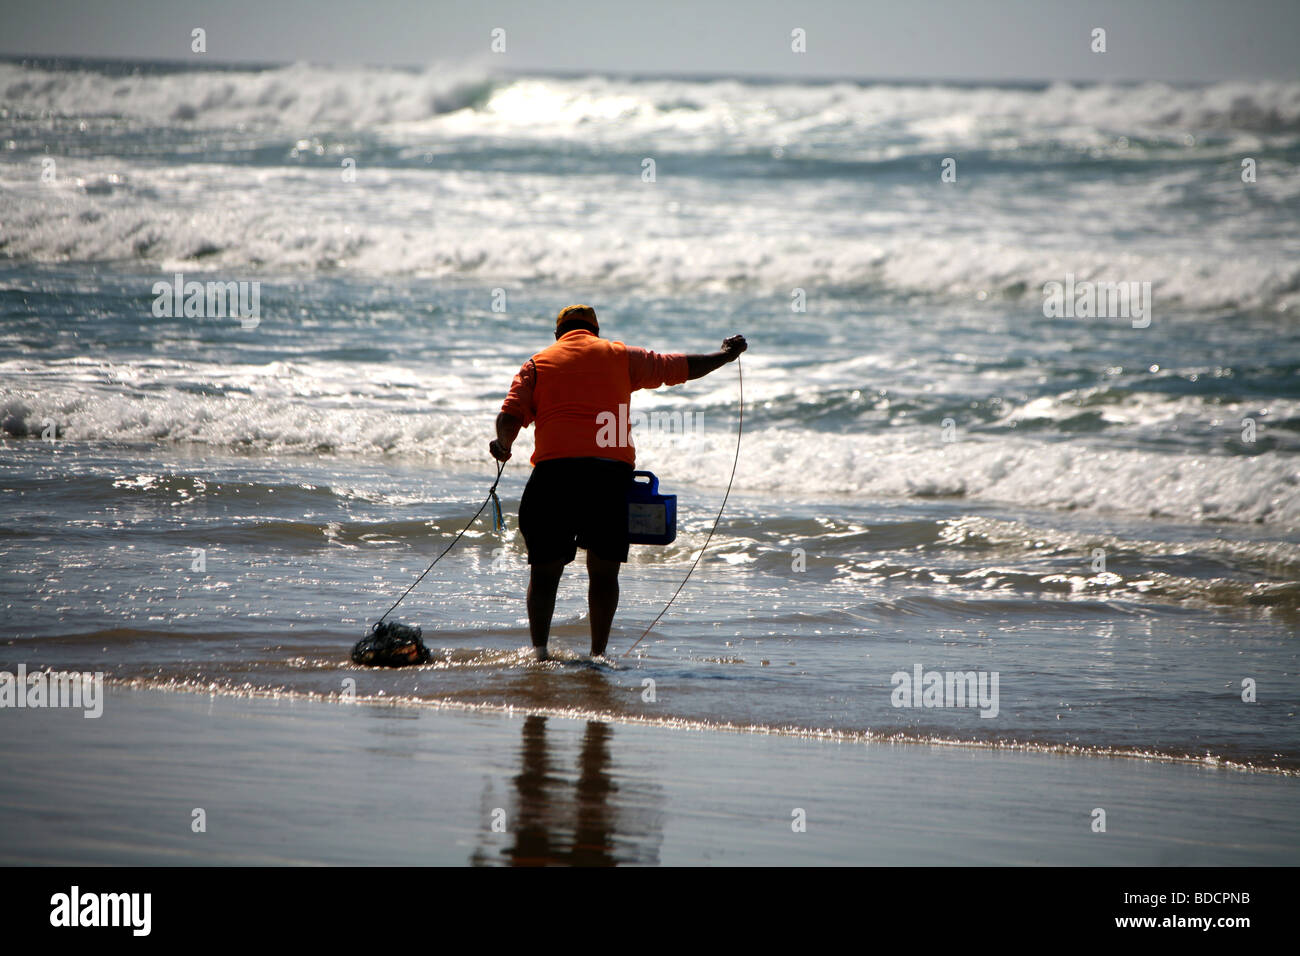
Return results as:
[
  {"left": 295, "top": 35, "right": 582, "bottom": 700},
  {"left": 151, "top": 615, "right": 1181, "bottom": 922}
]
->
[{"left": 2, "top": 58, "right": 1298, "bottom": 780}]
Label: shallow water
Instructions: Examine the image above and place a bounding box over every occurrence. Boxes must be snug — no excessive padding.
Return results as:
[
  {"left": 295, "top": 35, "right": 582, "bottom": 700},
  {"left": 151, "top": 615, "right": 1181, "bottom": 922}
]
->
[{"left": 1, "top": 61, "right": 1298, "bottom": 774}]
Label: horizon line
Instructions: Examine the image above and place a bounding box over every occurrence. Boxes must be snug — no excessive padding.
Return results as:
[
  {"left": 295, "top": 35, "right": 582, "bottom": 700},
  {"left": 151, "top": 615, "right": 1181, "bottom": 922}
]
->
[{"left": 1, "top": 51, "right": 1292, "bottom": 89}]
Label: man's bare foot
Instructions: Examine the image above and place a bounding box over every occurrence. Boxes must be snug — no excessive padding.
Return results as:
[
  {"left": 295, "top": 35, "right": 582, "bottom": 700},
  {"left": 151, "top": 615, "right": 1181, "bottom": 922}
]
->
[{"left": 533, "top": 646, "right": 549, "bottom": 662}]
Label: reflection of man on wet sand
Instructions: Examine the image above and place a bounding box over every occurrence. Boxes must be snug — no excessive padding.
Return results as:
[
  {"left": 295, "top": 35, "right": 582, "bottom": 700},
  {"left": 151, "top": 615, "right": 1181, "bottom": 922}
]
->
[{"left": 470, "top": 714, "right": 664, "bottom": 867}]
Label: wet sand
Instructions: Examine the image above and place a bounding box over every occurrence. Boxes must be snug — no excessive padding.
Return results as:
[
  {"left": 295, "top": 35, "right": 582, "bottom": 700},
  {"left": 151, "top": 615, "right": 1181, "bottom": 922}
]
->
[{"left": 1, "top": 685, "right": 1296, "bottom": 866}]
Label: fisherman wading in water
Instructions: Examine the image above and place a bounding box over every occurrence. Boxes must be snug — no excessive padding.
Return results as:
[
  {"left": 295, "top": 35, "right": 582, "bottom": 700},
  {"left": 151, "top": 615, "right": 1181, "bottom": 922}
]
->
[{"left": 491, "top": 305, "right": 746, "bottom": 661}]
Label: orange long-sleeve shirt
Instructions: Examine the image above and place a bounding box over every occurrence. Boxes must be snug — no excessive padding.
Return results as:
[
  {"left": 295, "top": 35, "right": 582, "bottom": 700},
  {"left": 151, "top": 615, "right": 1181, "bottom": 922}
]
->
[{"left": 500, "top": 329, "right": 688, "bottom": 466}]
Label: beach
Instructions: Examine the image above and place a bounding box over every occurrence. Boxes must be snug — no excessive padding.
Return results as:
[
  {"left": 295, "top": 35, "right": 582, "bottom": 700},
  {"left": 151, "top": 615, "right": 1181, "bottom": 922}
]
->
[
  {"left": 1, "top": 685, "right": 1297, "bottom": 866},
  {"left": 1, "top": 57, "right": 1298, "bottom": 868}
]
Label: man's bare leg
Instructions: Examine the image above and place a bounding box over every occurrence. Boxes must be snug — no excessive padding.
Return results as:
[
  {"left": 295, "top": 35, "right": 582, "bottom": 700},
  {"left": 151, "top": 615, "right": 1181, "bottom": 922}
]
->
[
  {"left": 527, "top": 559, "right": 565, "bottom": 660},
  {"left": 586, "top": 552, "right": 620, "bottom": 657}
]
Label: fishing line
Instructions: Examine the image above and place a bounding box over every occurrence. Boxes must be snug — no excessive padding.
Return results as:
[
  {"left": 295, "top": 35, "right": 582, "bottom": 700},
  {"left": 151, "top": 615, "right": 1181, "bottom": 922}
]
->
[
  {"left": 624, "top": 355, "right": 743, "bottom": 657},
  {"left": 375, "top": 459, "right": 506, "bottom": 625}
]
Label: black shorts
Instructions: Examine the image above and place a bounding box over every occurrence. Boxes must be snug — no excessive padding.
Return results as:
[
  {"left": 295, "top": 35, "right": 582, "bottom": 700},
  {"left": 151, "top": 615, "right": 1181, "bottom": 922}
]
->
[{"left": 519, "top": 457, "right": 633, "bottom": 565}]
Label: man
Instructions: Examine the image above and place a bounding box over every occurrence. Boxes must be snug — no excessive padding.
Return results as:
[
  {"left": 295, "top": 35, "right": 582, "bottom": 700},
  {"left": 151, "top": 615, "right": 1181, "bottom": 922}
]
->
[{"left": 490, "top": 304, "right": 746, "bottom": 661}]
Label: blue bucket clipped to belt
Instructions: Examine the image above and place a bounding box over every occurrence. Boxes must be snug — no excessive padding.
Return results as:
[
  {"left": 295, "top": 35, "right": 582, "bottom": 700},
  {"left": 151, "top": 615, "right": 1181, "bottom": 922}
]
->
[{"left": 627, "top": 471, "right": 677, "bottom": 545}]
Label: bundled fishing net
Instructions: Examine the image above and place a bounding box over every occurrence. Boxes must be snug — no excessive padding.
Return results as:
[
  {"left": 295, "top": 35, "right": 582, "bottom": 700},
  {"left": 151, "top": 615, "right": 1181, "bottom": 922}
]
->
[
  {"left": 351, "top": 621, "right": 431, "bottom": 667},
  {"left": 351, "top": 461, "right": 505, "bottom": 668}
]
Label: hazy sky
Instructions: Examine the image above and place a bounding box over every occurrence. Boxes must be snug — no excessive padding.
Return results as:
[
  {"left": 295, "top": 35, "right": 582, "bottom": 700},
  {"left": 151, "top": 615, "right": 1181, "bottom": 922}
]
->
[{"left": 2, "top": 0, "right": 1297, "bottom": 82}]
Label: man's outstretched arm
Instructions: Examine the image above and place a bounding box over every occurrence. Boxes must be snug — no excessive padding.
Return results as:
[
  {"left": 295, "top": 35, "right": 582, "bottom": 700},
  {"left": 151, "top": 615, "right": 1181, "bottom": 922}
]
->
[{"left": 685, "top": 334, "right": 747, "bottom": 380}]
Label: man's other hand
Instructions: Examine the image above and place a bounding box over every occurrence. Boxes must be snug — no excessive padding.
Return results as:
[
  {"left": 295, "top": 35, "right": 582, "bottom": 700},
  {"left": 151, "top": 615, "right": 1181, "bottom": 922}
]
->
[
  {"left": 489, "top": 439, "right": 512, "bottom": 462},
  {"left": 722, "top": 334, "right": 748, "bottom": 360}
]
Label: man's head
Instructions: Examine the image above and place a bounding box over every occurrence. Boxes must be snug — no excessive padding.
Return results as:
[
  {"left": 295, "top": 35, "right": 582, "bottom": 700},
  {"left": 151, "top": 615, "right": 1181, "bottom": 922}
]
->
[{"left": 555, "top": 304, "right": 599, "bottom": 339}]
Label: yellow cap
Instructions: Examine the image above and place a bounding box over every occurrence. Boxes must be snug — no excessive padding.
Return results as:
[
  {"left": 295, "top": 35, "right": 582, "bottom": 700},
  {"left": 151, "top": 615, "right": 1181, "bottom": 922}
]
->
[{"left": 556, "top": 304, "right": 598, "bottom": 331}]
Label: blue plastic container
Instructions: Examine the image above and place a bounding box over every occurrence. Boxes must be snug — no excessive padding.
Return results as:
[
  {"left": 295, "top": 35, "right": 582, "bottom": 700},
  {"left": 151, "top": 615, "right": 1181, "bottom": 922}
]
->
[{"left": 627, "top": 471, "right": 677, "bottom": 545}]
